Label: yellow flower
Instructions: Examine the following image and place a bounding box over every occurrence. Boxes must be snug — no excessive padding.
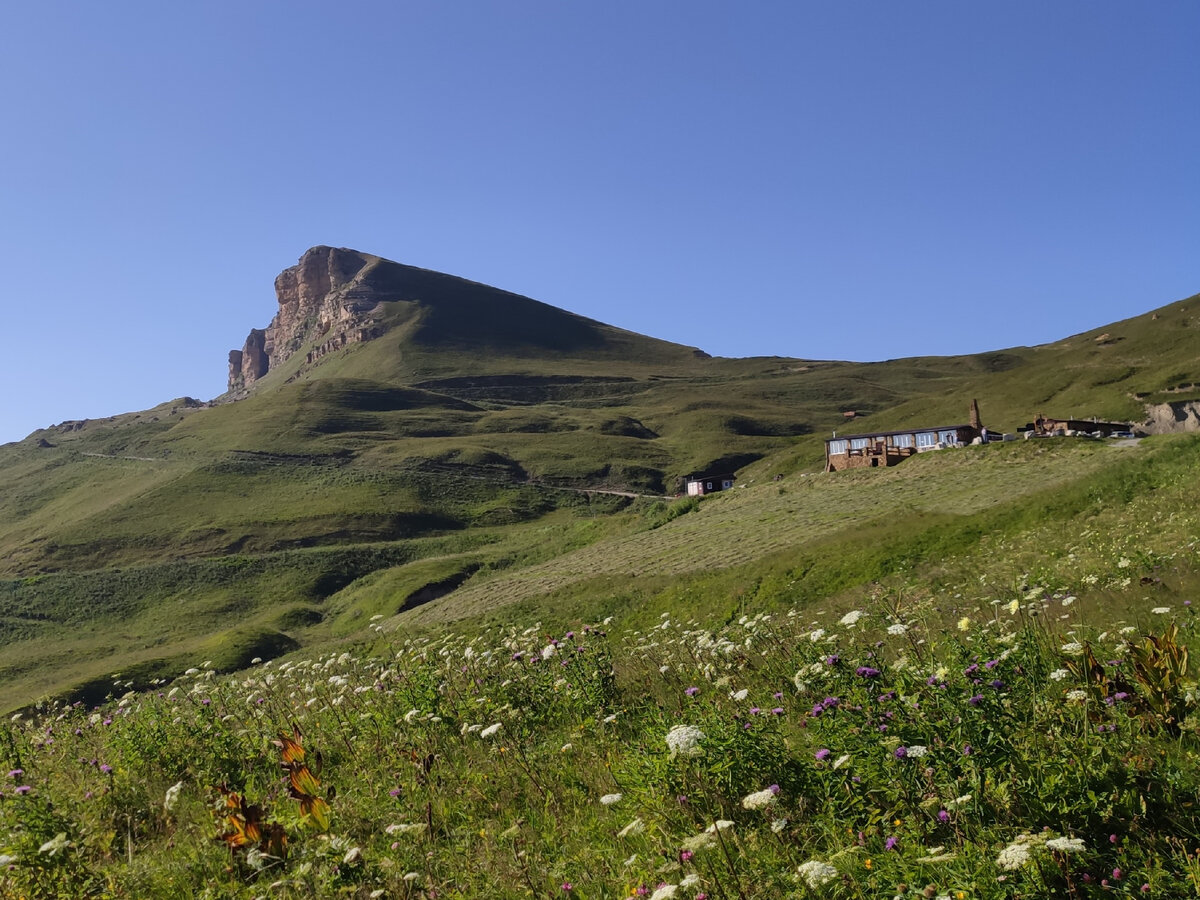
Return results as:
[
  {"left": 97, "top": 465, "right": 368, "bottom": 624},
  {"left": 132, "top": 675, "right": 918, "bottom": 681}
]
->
[
  {"left": 864, "top": 858, "right": 872, "bottom": 869},
  {"left": 893, "top": 819, "right": 902, "bottom": 827},
  {"left": 957, "top": 616, "right": 971, "bottom": 632}
]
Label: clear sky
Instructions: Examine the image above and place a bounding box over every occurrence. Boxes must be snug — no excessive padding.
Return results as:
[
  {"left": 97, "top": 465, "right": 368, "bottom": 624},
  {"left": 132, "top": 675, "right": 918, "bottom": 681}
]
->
[{"left": 1, "top": 2, "right": 1196, "bottom": 444}]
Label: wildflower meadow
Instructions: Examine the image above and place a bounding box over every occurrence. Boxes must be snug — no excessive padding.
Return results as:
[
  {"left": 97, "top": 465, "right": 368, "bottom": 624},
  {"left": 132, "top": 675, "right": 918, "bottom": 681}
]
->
[{"left": 3, "top": 586, "right": 1200, "bottom": 899}]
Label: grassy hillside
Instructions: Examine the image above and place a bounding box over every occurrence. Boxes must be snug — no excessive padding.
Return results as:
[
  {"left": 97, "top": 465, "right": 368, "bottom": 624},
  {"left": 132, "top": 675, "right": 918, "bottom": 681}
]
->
[
  {"left": 4, "top": 433, "right": 1200, "bottom": 897},
  {"left": 1, "top": 252, "right": 1198, "bottom": 706}
]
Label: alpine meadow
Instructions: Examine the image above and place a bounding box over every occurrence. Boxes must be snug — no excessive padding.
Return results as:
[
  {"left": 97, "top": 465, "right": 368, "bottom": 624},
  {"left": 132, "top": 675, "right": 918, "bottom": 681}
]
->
[{"left": 5, "top": 246, "right": 1200, "bottom": 899}]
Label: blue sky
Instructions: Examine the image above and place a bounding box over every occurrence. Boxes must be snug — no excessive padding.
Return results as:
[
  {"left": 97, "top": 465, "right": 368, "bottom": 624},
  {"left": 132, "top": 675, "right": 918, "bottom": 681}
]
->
[{"left": 1, "top": 2, "right": 1196, "bottom": 444}]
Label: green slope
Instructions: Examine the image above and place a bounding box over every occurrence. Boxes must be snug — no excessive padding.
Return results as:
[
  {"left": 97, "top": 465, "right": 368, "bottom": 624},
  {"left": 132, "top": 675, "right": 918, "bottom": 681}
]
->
[{"left": 1, "top": 247, "right": 1197, "bottom": 707}]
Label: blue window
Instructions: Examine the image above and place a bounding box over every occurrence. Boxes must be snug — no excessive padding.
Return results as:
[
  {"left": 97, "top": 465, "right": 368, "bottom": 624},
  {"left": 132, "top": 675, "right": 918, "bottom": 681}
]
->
[
  {"left": 828, "top": 440, "right": 847, "bottom": 454},
  {"left": 916, "top": 432, "right": 937, "bottom": 447},
  {"left": 892, "top": 433, "right": 913, "bottom": 448}
]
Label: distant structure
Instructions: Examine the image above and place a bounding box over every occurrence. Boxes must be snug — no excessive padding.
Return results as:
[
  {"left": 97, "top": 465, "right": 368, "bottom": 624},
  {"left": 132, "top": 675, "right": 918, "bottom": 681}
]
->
[
  {"left": 685, "top": 472, "right": 736, "bottom": 496},
  {"left": 824, "top": 401, "right": 986, "bottom": 473},
  {"left": 1023, "top": 414, "right": 1131, "bottom": 438}
]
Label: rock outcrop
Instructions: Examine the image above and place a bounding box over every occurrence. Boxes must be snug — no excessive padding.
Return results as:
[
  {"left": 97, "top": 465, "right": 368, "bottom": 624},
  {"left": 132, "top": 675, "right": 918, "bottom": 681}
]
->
[
  {"left": 1142, "top": 400, "right": 1200, "bottom": 434},
  {"left": 228, "top": 247, "right": 390, "bottom": 393}
]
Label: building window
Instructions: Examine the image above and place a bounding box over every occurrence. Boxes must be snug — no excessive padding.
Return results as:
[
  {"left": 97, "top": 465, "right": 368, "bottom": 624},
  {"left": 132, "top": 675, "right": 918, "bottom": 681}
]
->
[
  {"left": 849, "top": 438, "right": 870, "bottom": 450},
  {"left": 828, "top": 440, "right": 847, "bottom": 455},
  {"left": 892, "top": 433, "right": 913, "bottom": 448},
  {"left": 916, "top": 432, "right": 937, "bottom": 447},
  {"left": 939, "top": 429, "right": 958, "bottom": 444}
]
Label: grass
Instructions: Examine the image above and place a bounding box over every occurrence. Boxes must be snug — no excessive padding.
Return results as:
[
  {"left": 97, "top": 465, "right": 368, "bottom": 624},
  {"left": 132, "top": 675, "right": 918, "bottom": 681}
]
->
[
  {"left": 3, "top": 264, "right": 1200, "bottom": 891},
  {"left": 3, "top": 557, "right": 1200, "bottom": 897}
]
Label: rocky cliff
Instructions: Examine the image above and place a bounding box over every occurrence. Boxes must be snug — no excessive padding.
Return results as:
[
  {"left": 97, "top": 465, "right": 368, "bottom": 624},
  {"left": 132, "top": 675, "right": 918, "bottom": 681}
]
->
[
  {"left": 1142, "top": 399, "right": 1200, "bottom": 434},
  {"left": 228, "top": 247, "right": 389, "bottom": 393}
]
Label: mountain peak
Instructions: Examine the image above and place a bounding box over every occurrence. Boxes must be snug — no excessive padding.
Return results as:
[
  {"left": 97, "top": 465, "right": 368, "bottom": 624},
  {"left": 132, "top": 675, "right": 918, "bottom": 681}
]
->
[
  {"left": 227, "top": 247, "right": 392, "bottom": 393},
  {"left": 227, "top": 248, "right": 708, "bottom": 394}
]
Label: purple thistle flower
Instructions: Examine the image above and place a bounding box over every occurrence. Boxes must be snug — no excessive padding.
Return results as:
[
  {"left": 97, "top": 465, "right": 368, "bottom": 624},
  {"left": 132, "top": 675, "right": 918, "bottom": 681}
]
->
[
  {"left": 6, "top": 769, "right": 22, "bottom": 779},
  {"left": 938, "top": 809, "right": 950, "bottom": 824},
  {"left": 885, "top": 836, "right": 899, "bottom": 851},
  {"left": 968, "top": 694, "right": 984, "bottom": 706},
  {"left": 824, "top": 654, "right": 840, "bottom": 666},
  {"left": 685, "top": 686, "right": 700, "bottom": 697},
  {"left": 14, "top": 785, "right": 31, "bottom": 795},
  {"left": 815, "top": 748, "right": 831, "bottom": 761},
  {"left": 856, "top": 666, "right": 881, "bottom": 678},
  {"left": 771, "top": 707, "right": 785, "bottom": 715},
  {"left": 894, "top": 746, "right": 908, "bottom": 759},
  {"left": 100, "top": 764, "right": 113, "bottom": 775}
]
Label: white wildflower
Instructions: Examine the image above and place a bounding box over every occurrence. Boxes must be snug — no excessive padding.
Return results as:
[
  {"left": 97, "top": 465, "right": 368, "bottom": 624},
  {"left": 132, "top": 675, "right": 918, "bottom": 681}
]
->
[
  {"left": 809, "top": 628, "right": 826, "bottom": 642},
  {"left": 164, "top": 781, "right": 184, "bottom": 813},
  {"left": 906, "top": 744, "right": 928, "bottom": 758},
  {"left": 996, "top": 839, "right": 1033, "bottom": 870},
  {"left": 1061, "top": 642, "right": 1084, "bottom": 654},
  {"left": 705, "top": 819, "right": 735, "bottom": 834},
  {"left": 599, "top": 793, "right": 623, "bottom": 806},
  {"left": 665, "top": 724, "right": 705, "bottom": 758},
  {"left": 1065, "top": 690, "right": 1088, "bottom": 702},
  {"left": 1118, "top": 557, "right": 1131, "bottom": 568},
  {"left": 649, "top": 885, "right": 677, "bottom": 900},
  {"left": 1152, "top": 607, "right": 1171, "bottom": 614},
  {"left": 617, "top": 818, "right": 645, "bottom": 838},
  {"left": 1005, "top": 598, "right": 1021, "bottom": 615},
  {"left": 741, "top": 788, "right": 778, "bottom": 810},
  {"left": 1049, "top": 668, "right": 1070, "bottom": 681},
  {"left": 680, "top": 873, "right": 701, "bottom": 888},
  {"left": 1061, "top": 596, "right": 1075, "bottom": 607},
  {"left": 343, "top": 846, "right": 362, "bottom": 865},
  {"left": 797, "top": 859, "right": 838, "bottom": 889},
  {"left": 38, "top": 833, "right": 69, "bottom": 856},
  {"left": 480, "top": 722, "right": 503, "bottom": 739},
  {"left": 680, "top": 831, "right": 717, "bottom": 851},
  {"left": 839, "top": 610, "right": 865, "bottom": 627},
  {"left": 770, "top": 818, "right": 788, "bottom": 833},
  {"left": 833, "top": 753, "right": 851, "bottom": 770},
  {"left": 887, "top": 623, "right": 908, "bottom": 635},
  {"left": 541, "top": 644, "right": 557, "bottom": 660},
  {"left": 1046, "top": 836, "right": 1086, "bottom": 853},
  {"left": 957, "top": 616, "right": 971, "bottom": 632},
  {"left": 731, "top": 688, "right": 749, "bottom": 701}
]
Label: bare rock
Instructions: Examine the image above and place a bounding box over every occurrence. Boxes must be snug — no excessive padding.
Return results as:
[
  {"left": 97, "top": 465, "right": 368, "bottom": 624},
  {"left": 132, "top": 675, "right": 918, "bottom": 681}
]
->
[
  {"left": 1142, "top": 400, "right": 1200, "bottom": 434},
  {"left": 227, "top": 247, "right": 389, "bottom": 392}
]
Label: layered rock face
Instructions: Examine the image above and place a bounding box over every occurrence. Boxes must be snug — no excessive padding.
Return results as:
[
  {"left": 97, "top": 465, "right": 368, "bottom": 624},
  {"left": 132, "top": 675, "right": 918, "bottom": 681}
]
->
[{"left": 228, "top": 247, "right": 388, "bottom": 393}]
